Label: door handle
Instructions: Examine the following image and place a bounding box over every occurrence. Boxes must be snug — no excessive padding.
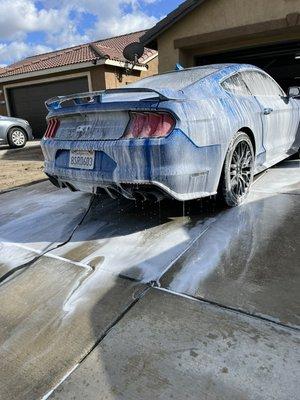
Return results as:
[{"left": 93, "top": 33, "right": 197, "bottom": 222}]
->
[{"left": 263, "top": 107, "right": 273, "bottom": 115}]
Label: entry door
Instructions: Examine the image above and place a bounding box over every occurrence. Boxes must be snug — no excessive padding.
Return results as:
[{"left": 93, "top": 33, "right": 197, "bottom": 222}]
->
[{"left": 242, "top": 71, "right": 294, "bottom": 164}]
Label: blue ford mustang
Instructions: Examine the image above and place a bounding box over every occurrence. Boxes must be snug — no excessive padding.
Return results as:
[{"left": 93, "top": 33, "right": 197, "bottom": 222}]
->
[{"left": 41, "top": 64, "right": 300, "bottom": 206}]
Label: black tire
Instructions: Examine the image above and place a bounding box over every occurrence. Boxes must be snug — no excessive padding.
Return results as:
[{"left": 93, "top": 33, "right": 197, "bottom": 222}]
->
[
  {"left": 7, "top": 127, "right": 27, "bottom": 148},
  {"left": 219, "top": 131, "right": 254, "bottom": 207}
]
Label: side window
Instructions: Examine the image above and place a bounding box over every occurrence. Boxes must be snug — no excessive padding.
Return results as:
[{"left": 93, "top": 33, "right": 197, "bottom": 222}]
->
[
  {"left": 221, "top": 73, "right": 251, "bottom": 96},
  {"left": 242, "top": 71, "right": 285, "bottom": 97}
]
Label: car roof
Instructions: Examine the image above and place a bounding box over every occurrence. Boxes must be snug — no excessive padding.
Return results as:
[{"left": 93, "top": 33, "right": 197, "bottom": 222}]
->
[
  {"left": 162, "top": 63, "right": 260, "bottom": 75},
  {"left": 127, "top": 63, "right": 263, "bottom": 93}
]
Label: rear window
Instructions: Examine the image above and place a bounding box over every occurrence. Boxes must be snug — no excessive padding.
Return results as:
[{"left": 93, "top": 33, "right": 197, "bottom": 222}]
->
[{"left": 127, "top": 67, "right": 219, "bottom": 91}]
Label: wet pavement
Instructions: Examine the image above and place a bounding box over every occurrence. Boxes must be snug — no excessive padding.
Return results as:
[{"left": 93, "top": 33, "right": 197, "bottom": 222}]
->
[
  {"left": 0, "top": 157, "right": 299, "bottom": 399},
  {"left": 160, "top": 159, "right": 300, "bottom": 328},
  {"left": 0, "top": 181, "right": 91, "bottom": 251},
  {"left": 0, "top": 254, "right": 143, "bottom": 400},
  {"left": 50, "top": 289, "right": 300, "bottom": 400},
  {"left": 0, "top": 181, "right": 91, "bottom": 278},
  {"left": 161, "top": 190, "right": 300, "bottom": 327},
  {"left": 50, "top": 196, "right": 218, "bottom": 283}
]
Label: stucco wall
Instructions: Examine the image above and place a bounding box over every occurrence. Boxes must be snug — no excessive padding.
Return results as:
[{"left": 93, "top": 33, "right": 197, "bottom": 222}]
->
[
  {"left": 104, "top": 56, "right": 158, "bottom": 89},
  {"left": 157, "top": 0, "right": 300, "bottom": 72},
  {"left": 89, "top": 65, "right": 106, "bottom": 91}
]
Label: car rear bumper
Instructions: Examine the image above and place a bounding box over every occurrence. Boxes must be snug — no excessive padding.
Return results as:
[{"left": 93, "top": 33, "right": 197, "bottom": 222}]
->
[{"left": 41, "top": 129, "right": 222, "bottom": 201}]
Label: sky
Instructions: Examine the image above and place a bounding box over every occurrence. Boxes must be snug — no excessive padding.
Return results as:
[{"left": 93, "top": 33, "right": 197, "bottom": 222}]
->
[{"left": 0, "top": 0, "right": 184, "bottom": 67}]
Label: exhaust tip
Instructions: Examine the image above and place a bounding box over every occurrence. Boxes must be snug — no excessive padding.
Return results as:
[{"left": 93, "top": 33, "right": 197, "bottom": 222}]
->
[
  {"left": 133, "top": 192, "right": 147, "bottom": 202},
  {"left": 45, "top": 173, "right": 60, "bottom": 188}
]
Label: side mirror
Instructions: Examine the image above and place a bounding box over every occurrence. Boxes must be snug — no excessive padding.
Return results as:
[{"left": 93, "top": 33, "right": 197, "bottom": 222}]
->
[{"left": 288, "top": 86, "right": 300, "bottom": 98}]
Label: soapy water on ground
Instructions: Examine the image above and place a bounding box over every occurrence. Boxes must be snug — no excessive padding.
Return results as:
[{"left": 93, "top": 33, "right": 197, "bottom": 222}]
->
[{"left": 0, "top": 157, "right": 299, "bottom": 400}]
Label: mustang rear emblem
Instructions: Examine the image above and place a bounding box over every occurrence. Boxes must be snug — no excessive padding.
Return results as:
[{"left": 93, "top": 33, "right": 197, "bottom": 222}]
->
[{"left": 76, "top": 125, "right": 92, "bottom": 135}]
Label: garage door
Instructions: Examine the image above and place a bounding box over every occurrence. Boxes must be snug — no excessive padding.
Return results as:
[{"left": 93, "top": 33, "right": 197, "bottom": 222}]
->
[
  {"left": 8, "top": 77, "right": 89, "bottom": 138},
  {"left": 195, "top": 41, "right": 300, "bottom": 92}
]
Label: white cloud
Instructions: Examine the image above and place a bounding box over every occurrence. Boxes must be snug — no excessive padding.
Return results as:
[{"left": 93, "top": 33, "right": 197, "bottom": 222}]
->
[
  {"left": 78, "top": 0, "right": 158, "bottom": 39},
  {"left": 0, "top": 41, "right": 52, "bottom": 65},
  {"left": 91, "top": 12, "right": 157, "bottom": 38},
  {"left": 0, "top": 0, "right": 159, "bottom": 65},
  {"left": 0, "top": 0, "right": 69, "bottom": 41},
  {"left": 44, "top": 20, "right": 90, "bottom": 49},
  {"left": 58, "top": 0, "right": 158, "bottom": 39}
]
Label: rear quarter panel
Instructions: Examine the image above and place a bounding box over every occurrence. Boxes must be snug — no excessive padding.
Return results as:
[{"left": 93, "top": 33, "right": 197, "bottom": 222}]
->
[{"left": 157, "top": 74, "right": 264, "bottom": 190}]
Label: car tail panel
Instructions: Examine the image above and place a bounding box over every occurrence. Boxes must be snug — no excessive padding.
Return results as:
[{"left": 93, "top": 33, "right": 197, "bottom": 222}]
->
[
  {"left": 43, "top": 88, "right": 182, "bottom": 141},
  {"left": 48, "top": 112, "right": 130, "bottom": 141}
]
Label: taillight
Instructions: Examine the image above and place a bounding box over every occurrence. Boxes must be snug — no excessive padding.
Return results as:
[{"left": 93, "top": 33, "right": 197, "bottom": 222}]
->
[
  {"left": 122, "top": 112, "right": 175, "bottom": 139},
  {"left": 44, "top": 118, "right": 60, "bottom": 139}
]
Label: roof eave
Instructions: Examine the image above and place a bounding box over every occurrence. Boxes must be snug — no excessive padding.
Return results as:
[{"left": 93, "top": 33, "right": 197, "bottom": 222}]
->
[
  {"left": 140, "top": 0, "right": 206, "bottom": 46},
  {"left": 0, "top": 55, "right": 156, "bottom": 83},
  {"left": 0, "top": 60, "right": 106, "bottom": 83},
  {"left": 104, "top": 59, "right": 148, "bottom": 71}
]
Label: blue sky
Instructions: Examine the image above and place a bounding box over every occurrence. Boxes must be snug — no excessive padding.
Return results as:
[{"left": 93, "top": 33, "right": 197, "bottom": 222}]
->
[{"left": 0, "top": 0, "right": 184, "bottom": 66}]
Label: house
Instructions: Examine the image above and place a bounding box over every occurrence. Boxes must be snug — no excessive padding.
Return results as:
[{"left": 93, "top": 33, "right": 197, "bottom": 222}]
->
[
  {"left": 0, "top": 31, "right": 158, "bottom": 138},
  {"left": 141, "top": 0, "right": 300, "bottom": 91}
]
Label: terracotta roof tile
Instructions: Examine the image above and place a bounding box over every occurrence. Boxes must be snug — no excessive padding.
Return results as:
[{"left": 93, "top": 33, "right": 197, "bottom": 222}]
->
[
  {"left": 92, "top": 30, "right": 156, "bottom": 63},
  {"left": 0, "top": 30, "right": 157, "bottom": 79}
]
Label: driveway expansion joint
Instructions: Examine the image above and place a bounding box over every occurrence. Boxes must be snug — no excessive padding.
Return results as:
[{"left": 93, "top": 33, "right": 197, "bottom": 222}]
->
[
  {"left": 0, "top": 194, "right": 96, "bottom": 285},
  {"left": 42, "top": 285, "right": 150, "bottom": 400},
  {"left": 155, "top": 287, "right": 300, "bottom": 332},
  {"left": 79, "top": 285, "right": 149, "bottom": 363}
]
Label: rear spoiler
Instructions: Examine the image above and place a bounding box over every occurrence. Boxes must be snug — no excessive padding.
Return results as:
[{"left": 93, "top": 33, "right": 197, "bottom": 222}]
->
[{"left": 45, "top": 87, "right": 186, "bottom": 111}]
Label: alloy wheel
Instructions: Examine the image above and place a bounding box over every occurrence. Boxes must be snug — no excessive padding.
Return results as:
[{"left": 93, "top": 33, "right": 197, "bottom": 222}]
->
[
  {"left": 229, "top": 140, "right": 253, "bottom": 199},
  {"left": 11, "top": 130, "right": 26, "bottom": 146}
]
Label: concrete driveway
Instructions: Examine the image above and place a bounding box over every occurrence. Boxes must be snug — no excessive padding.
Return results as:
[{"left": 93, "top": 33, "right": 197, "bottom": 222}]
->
[{"left": 0, "top": 157, "right": 299, "bottom": 400}]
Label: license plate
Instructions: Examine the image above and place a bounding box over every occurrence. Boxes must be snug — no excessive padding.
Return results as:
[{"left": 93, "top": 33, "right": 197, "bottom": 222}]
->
[{"left": 69, "top": 150, "right": 95, "bottom": 170}]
